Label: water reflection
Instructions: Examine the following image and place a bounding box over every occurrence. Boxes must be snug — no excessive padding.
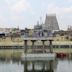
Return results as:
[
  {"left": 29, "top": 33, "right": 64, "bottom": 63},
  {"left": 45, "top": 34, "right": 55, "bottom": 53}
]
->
[
  {"left": 56, "top": 59, "right": 72, "bottom": 72},
  {"left": 0, "top": 59, "right": 72, "bottom": 72},
  {"left": 23, "top": 60, "right": 58, "bottom": 72},
  {"left": 0, "top": 61, "right": 23, "bottom": 72}
]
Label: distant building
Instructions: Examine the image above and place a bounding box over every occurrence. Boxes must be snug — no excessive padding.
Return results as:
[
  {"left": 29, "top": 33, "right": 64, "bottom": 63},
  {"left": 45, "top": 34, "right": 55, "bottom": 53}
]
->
[
  {"left": 0, "top": 28, "right": 13, "bottom": 37},
  {"left": 53, "top": 30, "right": 72, "bottom": 41},
  {"left": 34, "top": 24, "right": 43, "bottom": 37},
  {"left": 10, "top": 28, "right": 21, "bottom": 37},
  {"left": 0, "top": 33, "right": 5, "bottom": 38},
  {"left": 21, "top": 28, "right": 34, "bottom": 37},
  {"left": 33, "top": 14, "right": 60, "bottom": 37},
  {"left": 67, "top": 25, "right": 72, "bottom": 31},
  {"left": 34, "top": 23, "right": 51, "bottom": 37},
  {"left": 0, "top": 28, "right": 12, "bottom": 33},
  {"left": 43, "top": 14, "right": 59, "bottom": 31}
]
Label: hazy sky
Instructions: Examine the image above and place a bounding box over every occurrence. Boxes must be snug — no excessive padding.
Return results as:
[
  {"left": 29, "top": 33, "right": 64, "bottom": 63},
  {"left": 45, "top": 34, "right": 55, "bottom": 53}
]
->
[{"left": 0, "top": 0, "right": 72, "bottom": 30}]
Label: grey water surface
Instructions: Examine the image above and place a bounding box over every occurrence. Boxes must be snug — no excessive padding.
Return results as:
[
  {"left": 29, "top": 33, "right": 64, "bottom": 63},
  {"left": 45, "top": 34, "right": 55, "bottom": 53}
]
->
[{"left": 0, "top": 60, "right": 72, "bottom": 72}]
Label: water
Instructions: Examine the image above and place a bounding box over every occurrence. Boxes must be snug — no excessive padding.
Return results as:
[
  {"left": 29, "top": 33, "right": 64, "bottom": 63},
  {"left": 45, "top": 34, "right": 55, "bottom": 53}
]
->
[
  {"left": 0, "top": 61, "right": 23, "bottom": 72},
  {"left": 0, "top": 60, "right": 72, "bottom": 72},
  {"left": 56, "top": 60, "right": 72, "bottom": 72}
]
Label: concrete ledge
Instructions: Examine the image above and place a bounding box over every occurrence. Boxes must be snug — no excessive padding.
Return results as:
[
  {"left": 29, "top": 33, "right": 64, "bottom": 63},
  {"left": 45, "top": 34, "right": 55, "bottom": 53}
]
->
[
  {"left": 23, "top": 37, "right": 53, "bottom": 40},
  {"left": 21, "top": 53, "right": 56, "bottom": 61}
]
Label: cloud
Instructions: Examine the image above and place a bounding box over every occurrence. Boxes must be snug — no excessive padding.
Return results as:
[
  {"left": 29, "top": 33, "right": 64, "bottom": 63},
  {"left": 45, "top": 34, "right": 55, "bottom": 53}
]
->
[
  {"left": 66, "top": 0, "right": 72, "bottom": 2},
  {"left": 11, "top": 0, "right": 30, "bottom": 13},
  {"left": 47, "top": 3, "right": 72, "bottom": 14},
  {"left": 11, "top": 15, "right": 25, "bottom": 21}
]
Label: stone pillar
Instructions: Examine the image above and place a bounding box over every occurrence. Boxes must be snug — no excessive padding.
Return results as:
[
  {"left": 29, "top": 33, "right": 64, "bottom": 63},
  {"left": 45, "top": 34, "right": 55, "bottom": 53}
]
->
[
  {"left": 31, "top": 40, "right": 36, "bottom": 71},
  {"left": 24, "top": 40, "right": 27, "bottom": 53},
  {"left": 31, "top": 40, "right": 36, "bottom": 53},
  {"left": 41, "top": 40, "right": 46, "bottom": 72},
  {"left": 24, "top": 40, "right": 28, "bottom": 72},
  {"left": 41, "top": 40, "right": 46, "bottom": 53},
  {"left": 49, "top": 40, "right": 53, "bottom": 53},
  {"left": 49, "top": 40, "right": 54, "bottom": 72}
]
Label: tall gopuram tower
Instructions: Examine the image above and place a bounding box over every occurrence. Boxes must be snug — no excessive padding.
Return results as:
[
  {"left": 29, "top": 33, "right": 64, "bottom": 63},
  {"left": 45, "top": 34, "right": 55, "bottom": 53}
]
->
[{"left": 44, "top": 14, "right": 59, "bottom": 31}]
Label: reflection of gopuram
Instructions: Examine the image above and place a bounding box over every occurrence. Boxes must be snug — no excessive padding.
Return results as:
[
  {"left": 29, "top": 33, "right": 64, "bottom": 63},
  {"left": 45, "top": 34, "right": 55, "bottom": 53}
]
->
[{"left": 21, "top": 37, "right": 57, "bottom": 72}]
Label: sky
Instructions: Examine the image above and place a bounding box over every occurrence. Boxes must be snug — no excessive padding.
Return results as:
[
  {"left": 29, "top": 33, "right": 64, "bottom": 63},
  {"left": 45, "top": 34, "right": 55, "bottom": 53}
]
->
[{"left": 0, "top": 0, "right": 72, "bottom": 30}]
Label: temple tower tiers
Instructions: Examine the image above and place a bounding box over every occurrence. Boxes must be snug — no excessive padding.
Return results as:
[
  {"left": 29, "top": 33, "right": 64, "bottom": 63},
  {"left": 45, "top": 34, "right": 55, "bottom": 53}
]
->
[{"left": 44, "top": 14, "right": 59, "bottom": 31}]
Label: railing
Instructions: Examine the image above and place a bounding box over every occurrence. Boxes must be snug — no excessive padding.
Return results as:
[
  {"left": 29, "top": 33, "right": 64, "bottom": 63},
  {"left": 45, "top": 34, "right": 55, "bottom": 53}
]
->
[
  {"left": 21, "top": 36, "right": 53, "bottom": 40},
  {"left": 0, "top": 45, "right": 72, "bottom": 49}
]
